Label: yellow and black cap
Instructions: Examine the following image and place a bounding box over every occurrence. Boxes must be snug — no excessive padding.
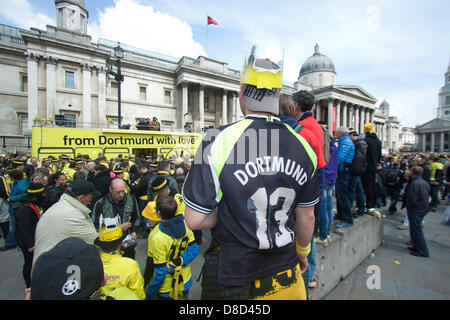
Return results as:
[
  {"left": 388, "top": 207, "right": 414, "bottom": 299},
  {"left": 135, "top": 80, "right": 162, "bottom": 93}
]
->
[
  {"left": 113, "top": 166, "right": 124, "bottom": 174},
  {"left": 12, "top": 160, "right": 26, "bottom": 166},
  {"left": 26, "top": 183, "right": 45, "bottom": 195},
  {"left": 151, "top": 176, "right": 167, "bottom": 191}
]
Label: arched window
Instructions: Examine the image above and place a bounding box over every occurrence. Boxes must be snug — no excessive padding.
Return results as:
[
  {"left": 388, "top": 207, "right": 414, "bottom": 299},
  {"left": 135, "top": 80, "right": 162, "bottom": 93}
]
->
[{"left": 446, "top": 95, "right": 450, "bottom": 105}]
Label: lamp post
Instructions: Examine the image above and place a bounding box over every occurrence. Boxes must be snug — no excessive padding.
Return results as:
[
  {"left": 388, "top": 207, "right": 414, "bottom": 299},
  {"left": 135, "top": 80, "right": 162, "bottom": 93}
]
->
[{"left": 107, "top": 42, "right": 124, "bottom": 128}]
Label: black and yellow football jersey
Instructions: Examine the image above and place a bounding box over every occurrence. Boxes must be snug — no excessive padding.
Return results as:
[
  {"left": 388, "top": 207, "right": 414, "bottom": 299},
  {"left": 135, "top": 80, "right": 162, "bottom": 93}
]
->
[{"left": 183, "top": 114, "right": 319, "bottom": 286}]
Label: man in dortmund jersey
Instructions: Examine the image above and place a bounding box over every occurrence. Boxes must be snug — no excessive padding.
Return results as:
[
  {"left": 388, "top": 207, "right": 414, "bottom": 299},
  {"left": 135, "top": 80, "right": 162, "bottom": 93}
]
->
[{"left": 183, "top": 49, "right": 318, "bottom": 300}]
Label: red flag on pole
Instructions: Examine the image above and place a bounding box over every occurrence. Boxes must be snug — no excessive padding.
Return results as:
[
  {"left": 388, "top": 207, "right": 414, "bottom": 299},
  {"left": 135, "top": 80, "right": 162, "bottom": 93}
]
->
[{"left": 207, "top": 16, "right": 218, "bottom": 26}]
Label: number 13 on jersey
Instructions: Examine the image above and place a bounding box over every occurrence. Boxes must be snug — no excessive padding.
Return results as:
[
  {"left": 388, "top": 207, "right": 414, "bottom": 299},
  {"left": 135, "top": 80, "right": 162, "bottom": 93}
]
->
[{"left": 248, "top": 187, "right": 296, "bottom": 249}]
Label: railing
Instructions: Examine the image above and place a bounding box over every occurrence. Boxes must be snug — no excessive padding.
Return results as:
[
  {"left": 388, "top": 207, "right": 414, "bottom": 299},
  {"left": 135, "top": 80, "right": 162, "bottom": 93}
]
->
[
  {"left": 33, "top": 119, "right": 207, "bottom": 133},
  {"left": 1, "top": 135, "right": 31, "bottom": 149}
]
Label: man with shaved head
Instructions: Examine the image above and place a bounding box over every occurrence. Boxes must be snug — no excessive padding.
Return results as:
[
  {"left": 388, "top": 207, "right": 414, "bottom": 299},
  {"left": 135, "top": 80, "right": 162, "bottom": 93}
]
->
[
  {"left": 85, "top": 161, "right": 96, "bottom": 182},
  {"left": 92, "top": 178, "right": 140, "bottom": 259}
]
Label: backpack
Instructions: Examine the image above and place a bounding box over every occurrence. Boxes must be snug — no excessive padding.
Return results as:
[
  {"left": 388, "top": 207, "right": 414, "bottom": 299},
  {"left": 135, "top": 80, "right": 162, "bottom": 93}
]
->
[
  {"left": 293, "top": 123, "right": 303, "bottom": 134},
  {"left": 321, "top": 126, "right": 331, "bottom": 165},
  {"left": 385, "top": 168, "right": 400, "bottom": 187},
  {"left": 349, "top": 148, "right": 367, "bottom": 176}
]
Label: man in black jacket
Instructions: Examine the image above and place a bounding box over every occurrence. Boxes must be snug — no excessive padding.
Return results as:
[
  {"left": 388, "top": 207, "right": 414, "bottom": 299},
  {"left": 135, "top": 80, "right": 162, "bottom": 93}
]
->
[
  {"left": 405, "top": 166, "right": 431, "bottom": 257},
  {"left": 361, "top": 123, "right": 382, "bottom": 212},
  {"left": 385, "top": 162, "right": 404, "bottom": 214},
  {"left": 130, "top": 161, "right": 152, "bottom": 236},
  {"left": 14, "top": 183, "right": 45, "bottom": 292},
  {"left": 92, "top": 179, "right": 140, "bottom": 259},
  {"left": 414, "top": 156, "right": 430, "bottom": 183},
  {"left": 90, "top": 164, "right": 112, "bottom": 210}
]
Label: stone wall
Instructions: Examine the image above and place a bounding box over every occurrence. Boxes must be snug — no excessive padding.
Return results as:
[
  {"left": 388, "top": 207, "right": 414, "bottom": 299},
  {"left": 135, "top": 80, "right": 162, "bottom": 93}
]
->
[{"left": 310, "top": 214, "right": 383, "bottom": 300}]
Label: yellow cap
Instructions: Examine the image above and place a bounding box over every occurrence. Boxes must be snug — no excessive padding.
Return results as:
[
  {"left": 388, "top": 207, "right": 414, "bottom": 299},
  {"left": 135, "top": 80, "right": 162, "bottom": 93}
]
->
[{"left": 141, "top": 201, "right": 160, "bottom": 222}]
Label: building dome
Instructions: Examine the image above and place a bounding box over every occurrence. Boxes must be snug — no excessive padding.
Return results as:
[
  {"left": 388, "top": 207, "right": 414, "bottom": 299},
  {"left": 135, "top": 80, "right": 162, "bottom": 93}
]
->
[{"left": 299, "top": 44, "right": 336, "bottom": 78}]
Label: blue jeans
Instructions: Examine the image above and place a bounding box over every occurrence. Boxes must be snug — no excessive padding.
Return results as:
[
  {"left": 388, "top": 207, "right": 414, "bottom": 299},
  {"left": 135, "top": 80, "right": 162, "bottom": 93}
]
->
[
  {"left": 5, "top": 212, "right": 16, "bottom": 247},
  {"left": 319, "top": 184, "right": 334, "bottom": 240},
  {"left": 387, "top": 187, "right": 400, "bottom": 213},
  {"left": 335, "top": 172, "right": 353, "bottom": 224},
  {"left": 137, "top": 199, "right": 149, "bottom": 233},
  {"left": 407, "top": 211, "right": 429, "bottom": 256},
  {"left": 302, "top": 236, "right": 316, "bottom": 299},
  {"left": 350, "top": 175, "right": 366, "bottom": 213},
  {"left": 430, "top": 185, "right": 440, "bottom": 208}
]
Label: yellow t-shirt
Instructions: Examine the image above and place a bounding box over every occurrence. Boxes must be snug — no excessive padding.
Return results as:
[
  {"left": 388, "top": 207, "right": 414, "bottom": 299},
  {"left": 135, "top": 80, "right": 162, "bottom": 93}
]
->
[{"left": 100, "top": 251, "right": 145, "bottom": 300}]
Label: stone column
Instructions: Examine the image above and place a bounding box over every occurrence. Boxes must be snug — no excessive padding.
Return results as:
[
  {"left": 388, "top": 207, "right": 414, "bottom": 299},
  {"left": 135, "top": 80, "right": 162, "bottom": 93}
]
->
[
  {"left": 181, "top": 81, "right": 188, "bottom": 129},
  {"left": 46, "top": 56, "right": 57, "bottom": 120},
  {"left": 82, "top": 63, "right": 92, "bottom": 126},
  {"left": 233, "top": 92, "right": 238, "bottom": 122},
  {"left": 327, "top": 99, "right": 333, "bottom": 134},
  {"left": 26, "top": 53, "right": 39, "bottom": 132},
  {"left": 199, "top": 84, "right": 205, "bottom": 132},
  {"left": 354, "top": 105, "right": 359, "bottom": 131},
  {"left": 315, "top": 102, "right": 321, "bottom": 121},
  {"left": 431, "top": 132, "right": 435, "bottom": 153},
  {"left": 222, "top": 90, "right": 228, "bottom": 126},
  {"left": 440, "top": 132, "right": 445, "bottom": 152},
  {"left": 341, "top": 102, "right": 347, "bottom": 128},
  {"left": 347, "top": 103, "right": 352, "bottom": 127},
  {"left": 421, "top": 133, "right": 426, "bottom": 152},
  {"left": 335, "top": 100, "right": 341, "bottom": 130},
  {"left": 98, "top": 66, "right": 107, "bottom": 125},
  {"left": 359, "top": 107, "right": 364, "bottom": 133}
]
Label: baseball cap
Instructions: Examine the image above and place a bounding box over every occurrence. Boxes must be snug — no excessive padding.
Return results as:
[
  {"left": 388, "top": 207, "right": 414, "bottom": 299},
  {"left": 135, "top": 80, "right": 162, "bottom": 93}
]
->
[
  {"left": 66, "top": 179, "right": 100, "bottom": 197},
  {"left": 31, "top": 237, "right": 104, "bottom": 300}
]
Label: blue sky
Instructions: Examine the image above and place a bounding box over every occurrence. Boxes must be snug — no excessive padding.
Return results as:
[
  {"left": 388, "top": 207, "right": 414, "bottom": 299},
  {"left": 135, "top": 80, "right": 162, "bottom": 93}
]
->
[{"left": 0, "top": 0, "right": 449, "bottom": 128}]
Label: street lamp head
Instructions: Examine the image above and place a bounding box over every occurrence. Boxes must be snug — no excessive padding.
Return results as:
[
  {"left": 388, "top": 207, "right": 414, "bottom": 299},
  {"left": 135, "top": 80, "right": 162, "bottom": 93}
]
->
[{"left": 114, "top": 42, "right": 124, "bottom": 59}]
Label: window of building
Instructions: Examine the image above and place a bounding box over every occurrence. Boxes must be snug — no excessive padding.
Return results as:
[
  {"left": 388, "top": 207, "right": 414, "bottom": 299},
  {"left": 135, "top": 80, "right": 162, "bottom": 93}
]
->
[
  {"left": 446, "top": 95, "right": 450, "bottom": 105},
  {"left": 164, "top": 90, "right": 172, "bottom": 104},
  {"left": 21, "top": 75, "right": 27, "bottom": 92},
  {"left": 140, "top": 86, "right": 147, "bottom": 101},
  {"left": 65, "top": 71, "right": 75, "bottom": 89},
  {"left": 18, "top": 114, "right": 28, "bottom": 135},
  {"left": 162, "top": 121, "right": 174, "bottom": 131},
  {"left": 55, "top": 114, "right": 77, "bottom": 128},
  {"left": 111, "top": 82, "right": 118, "bottom": 97}
]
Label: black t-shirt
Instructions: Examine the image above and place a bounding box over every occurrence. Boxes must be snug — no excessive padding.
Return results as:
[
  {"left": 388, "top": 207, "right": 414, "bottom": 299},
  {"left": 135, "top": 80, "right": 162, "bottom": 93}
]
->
[{"left": 183, "top": 114, "right": 319, "bottom": 286}]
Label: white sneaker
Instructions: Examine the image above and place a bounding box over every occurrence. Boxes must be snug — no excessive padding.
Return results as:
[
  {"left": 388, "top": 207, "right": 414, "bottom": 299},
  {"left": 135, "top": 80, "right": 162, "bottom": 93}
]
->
[{"left": 315, "top": 237, "right": 328, "bottom": 247}]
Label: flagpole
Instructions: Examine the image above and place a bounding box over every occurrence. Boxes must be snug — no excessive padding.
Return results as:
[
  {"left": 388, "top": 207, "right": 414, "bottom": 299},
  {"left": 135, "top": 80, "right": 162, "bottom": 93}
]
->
[{"left": 206, "top": 16, "right": 208, "bottom": 57}]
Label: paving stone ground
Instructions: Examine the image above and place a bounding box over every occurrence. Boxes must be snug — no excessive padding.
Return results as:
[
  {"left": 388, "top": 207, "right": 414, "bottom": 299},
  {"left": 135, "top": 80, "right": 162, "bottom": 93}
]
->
[
  {"left": 322, "top": 204, "right": 450, "bottom": 300},
  {"left": 0, "top": 203, "right": 448, "bottom": 300}
]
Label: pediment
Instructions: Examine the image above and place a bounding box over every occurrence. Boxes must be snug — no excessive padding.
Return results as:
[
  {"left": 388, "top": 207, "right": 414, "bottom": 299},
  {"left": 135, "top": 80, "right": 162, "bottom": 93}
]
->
[
  {"left": 335, "top": 85, "right": 377, "bottom": 102},
  {"left": 417, "top": 118, "right": 450, "bottom": 131}
]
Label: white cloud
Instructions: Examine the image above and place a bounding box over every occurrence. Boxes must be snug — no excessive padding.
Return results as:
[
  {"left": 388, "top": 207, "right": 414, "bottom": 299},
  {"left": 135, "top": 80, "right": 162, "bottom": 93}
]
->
[
  {"left": 89, "top": 0, "right": 206, "bottom": 59},
  {"left": 0, "top": 0, "right": 54, "bottom": 29}
]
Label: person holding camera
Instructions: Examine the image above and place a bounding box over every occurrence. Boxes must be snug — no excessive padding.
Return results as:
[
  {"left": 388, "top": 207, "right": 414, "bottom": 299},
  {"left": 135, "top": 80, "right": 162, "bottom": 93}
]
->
[
  {"left": 94, "top": 216, "right": 145, "bottom": 300},
  {"left": 92, "top": 179, "right": 140, "bottom": 259}
]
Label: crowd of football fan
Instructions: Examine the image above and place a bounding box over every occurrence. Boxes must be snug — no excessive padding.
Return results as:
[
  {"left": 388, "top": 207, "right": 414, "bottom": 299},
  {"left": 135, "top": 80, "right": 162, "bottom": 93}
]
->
[{"left": 0, "top": 129, "right": 449, "bottom": 300}]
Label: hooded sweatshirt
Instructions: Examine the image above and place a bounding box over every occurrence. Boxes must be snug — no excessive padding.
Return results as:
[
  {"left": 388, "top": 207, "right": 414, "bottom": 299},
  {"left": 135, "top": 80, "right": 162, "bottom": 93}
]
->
[{"left": 146, "top": 214, "right": 198, "bottom": 299}]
